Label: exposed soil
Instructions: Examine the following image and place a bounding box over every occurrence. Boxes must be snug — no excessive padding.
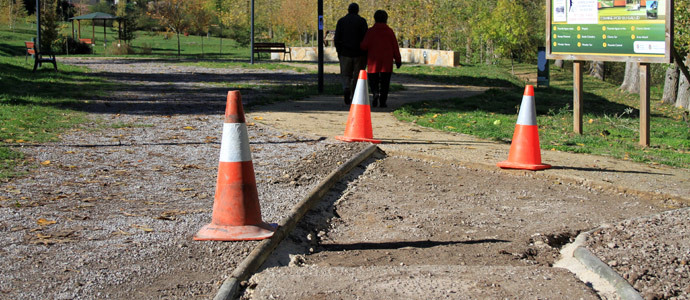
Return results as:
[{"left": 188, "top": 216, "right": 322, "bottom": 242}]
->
[
  {"left": 244, "top": 154, "right": 674, "bottom": 299},
  {"left": 1, "top": 58, "right": 689, "bottom": 299}
]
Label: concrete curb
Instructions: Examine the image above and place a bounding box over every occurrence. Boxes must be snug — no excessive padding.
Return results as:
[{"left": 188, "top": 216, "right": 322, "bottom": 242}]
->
[
  {"left": 213, "top": 144, "right": 380, "bottom": 300},
  {"left": 569, "top": 230, "right": 644, "bottom": 300}
]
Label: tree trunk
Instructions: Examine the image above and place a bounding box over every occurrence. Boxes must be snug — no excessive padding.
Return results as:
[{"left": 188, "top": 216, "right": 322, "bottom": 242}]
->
[
  {"left": 620, "top": 61, "right": 640, "bottom": 93},
  {"left": 589, "top": 61, "right": 605, "bottom": 80},
  {"left": 176, "top": 32, "right": 181, "bottom": 57},
  {"left": 662, "top": 64, "right": 679, "bottom": 105},
  {"left": 479, "top": 38, "right": 483, "bottom": 65},
  {"left": 677, "top": 58, "right": 690, "bottom": 110},
  {"left": 465, "top": 36, "right": 471, "bottom": 64},
  {"left": 554, "top": 59, "right": 564, "bottom": 68}
]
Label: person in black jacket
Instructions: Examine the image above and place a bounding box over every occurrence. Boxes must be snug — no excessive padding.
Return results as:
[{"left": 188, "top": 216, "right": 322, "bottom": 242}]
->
[{"left": 334, "top": 3, "right": 368, "bottom": 105}]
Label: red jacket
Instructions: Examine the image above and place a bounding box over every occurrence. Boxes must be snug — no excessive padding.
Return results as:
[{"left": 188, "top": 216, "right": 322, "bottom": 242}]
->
[{"left": 360, "top": 23, "right": 401, "bottom": 73}]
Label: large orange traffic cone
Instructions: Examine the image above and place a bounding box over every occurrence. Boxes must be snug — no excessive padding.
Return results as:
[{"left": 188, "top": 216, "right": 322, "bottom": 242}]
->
[
  {"left": 335, "top": 70, "right": 381, "bottom": 144},
  {"left": 497, "top": 85, "right": 551, "bottom": 171},
  {"left": 194, "top": 91, "right": 276, "bottom": 241}
]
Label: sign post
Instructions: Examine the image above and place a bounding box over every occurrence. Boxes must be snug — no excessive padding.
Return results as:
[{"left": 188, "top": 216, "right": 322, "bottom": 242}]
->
[{"left": 546, "top": 0, "right": 673, "bottom": 146}]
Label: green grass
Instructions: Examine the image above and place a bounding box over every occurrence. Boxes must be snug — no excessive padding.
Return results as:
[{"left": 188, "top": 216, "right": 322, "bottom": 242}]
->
[
  {"left": 53, "top": 21, "right": 250, "bottom": 58},
  {"left": 1, "top": 27, "right": 115, "bottom": 178},
  {"left": 397, "top": 63, "right": 524, "bottom": 88},
  {"left": 394, "top": 63, "right": 690, "bottom": 168}
]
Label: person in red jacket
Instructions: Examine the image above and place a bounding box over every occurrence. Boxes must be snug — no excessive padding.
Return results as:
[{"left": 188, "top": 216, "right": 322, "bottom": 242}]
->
[{"left": 360, "top": 10, "right": 401, "bottom": 108}]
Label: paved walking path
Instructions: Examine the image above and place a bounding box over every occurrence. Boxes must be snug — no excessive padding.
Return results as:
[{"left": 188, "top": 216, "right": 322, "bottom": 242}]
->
[{"left": 248, "top": 75, "right": 690, "bottom": 204}]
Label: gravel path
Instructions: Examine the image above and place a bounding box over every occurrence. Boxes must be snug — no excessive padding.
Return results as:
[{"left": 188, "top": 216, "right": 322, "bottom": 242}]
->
[
  {"left": 1, "top": 57, "right": 689, "bottom": 299},
  {"left": 0, "top": 57, "right": 366, "bottom": 298}
]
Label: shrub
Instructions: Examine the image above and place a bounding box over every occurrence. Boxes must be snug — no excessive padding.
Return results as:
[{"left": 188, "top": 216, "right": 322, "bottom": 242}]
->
[
  {"left": 107, "top": 42, "right": 135, "bottom": 55},
  {"left": 52, "top": 36, "right": 93, "bottom": 54}
]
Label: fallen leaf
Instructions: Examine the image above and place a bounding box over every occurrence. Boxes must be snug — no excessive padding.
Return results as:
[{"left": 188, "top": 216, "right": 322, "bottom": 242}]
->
[
  {"left": 178, "top": 188, "right": 194, "bottom": 192},
  {"left": 253, "top": 116, "right": 264, "bottom": 120},
  {"left": 131, "top": 224, "right": 154, "bottom": 232},
  {"left": 40, "top": 160, "right": 51, "bottom": 165},
  {"left": 37, "top": 218, "right": 57, "bottom": 226},
  {"left": 183, "top": 126, "right": 195, "bottom": 130},
  {"left": 36, "top": 233, "right": 52, "bottom": 239}
]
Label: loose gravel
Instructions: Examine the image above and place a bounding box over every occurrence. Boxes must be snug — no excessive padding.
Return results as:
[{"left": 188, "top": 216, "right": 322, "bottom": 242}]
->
[{"left": 586, "top": 208, "right": 690, "bottom": 300}]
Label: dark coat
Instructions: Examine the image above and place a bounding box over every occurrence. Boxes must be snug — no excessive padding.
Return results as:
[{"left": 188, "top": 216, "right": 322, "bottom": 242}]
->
[{"left": 334, "top": 13, "right": 368, "bottom": 57}]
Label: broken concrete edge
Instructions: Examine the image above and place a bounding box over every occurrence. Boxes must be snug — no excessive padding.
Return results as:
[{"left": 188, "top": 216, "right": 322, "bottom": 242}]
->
[
  {"left": 213, "top": 144, "right": 381, "bottom": 300},
  {"left": 573, "top": 246, "right": 643, "bottom": 300},
  {"left": 565, "top": 228, "right": 644, "bottom": 300}
]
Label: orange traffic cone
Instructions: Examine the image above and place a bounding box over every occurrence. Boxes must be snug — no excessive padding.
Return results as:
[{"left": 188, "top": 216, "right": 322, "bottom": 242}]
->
[
  {"left": 194, "top": 91, "right": 276, "bottom": 241},
  {"left": 335, "top": 70, "right": 381, "bottom": 144},
  {"left": 497, "top": 85, "right": 551, "bottom": 171}
]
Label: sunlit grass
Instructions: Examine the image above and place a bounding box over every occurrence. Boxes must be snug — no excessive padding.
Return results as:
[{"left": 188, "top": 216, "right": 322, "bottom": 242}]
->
[{"left": 394, "top": 63, "right": 690, "bottom": 168}]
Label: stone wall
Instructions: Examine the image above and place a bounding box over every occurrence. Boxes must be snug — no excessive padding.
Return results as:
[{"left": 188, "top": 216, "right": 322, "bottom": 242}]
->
[{"left": 271, "top": 47, "right": 459, "bottom": 67}]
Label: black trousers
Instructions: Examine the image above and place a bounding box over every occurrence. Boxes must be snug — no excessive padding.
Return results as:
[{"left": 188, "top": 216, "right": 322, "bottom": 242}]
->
[{"left": 368, "top": 72, "right": 392, "bottom": 105}]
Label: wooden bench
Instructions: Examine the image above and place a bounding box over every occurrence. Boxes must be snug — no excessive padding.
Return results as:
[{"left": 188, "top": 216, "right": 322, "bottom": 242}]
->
[
  {"left": 79, "top": 38, "right": 94, "bottom": 45},
  {"left": 25, "top": 41, "right": 36, "bottom": 62},
  {"left": 25, "top": 41, "right": 57, "bottom": 72},
  {"left": 253, "top": 42, "right": 291, "bottom": 61}
]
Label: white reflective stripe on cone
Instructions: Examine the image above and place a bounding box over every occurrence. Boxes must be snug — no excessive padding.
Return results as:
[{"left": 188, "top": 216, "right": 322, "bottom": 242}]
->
[
  {"left": 219, "top": 123, "right": 252, "bottom": 163},
  {"left": 516, "top": 95, "right": 537, "bottom": 126},
  {"left": 351, "top": 78, "right": 369, "bottom": 105}
]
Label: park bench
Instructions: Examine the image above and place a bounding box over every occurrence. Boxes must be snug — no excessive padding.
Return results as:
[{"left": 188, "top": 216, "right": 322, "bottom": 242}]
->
[
  {"left": 25, "top": 41, "right": 57, "bottom": 72},
  {"left": 253, "top": 42, "right": 291, "bottom": 61},
  {"left": 24, "top": 41, "right": 36, "bottom": 62},
  {"left": 79, "top": 38, "right": 94, "bottom": 45}
]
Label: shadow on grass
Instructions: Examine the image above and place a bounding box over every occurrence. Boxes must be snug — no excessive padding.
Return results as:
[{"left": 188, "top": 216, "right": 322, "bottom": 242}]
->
[
  {"left": 0, "top": 62, "right": 112, "bottom": 107},
  {"left": 401, "top": 73, "right": 518, "bottom": 88},
  {"left": 399, "top": 86, "right": 644, "bottom": 118},
  {"left": 0, "top": 43, "right": 27, "bottom": 56}
]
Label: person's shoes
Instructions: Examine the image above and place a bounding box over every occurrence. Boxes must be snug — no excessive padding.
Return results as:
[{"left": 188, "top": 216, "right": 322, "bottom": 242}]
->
[
  {"left": 371, "top": 94, "right": 379, "bottom": 107},
  {"left": 379, "top": 95, "right": 387, "bottom": 108},
  {"left": 344, "top": 89, "right": 351, "bottom": 105}
]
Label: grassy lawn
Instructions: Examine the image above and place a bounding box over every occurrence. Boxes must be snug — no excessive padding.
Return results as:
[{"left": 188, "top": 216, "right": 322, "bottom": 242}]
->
[
  {"left": 394, "top": 63, "right": 690, "bottom": 168},
  {"left": 0, "top": 59, "right": 113, "bottom": 178}
]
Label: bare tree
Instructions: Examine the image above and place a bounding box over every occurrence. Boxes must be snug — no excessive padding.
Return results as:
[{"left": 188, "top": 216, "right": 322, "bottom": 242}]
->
[
  {"left": 620, "top": 62, "right": 640, "bottom": 93},
  {"left": 676, "top": 57, "right": 690, "bottom": 110},
  {"left": 150, "top": 0, "right": 191, "bottom": 57},
  {"left": 589, "top": 61, "right": 605, "bottom": 80},
  {"left": 662, "top": 65, "right": 679, "bottom": 105}
]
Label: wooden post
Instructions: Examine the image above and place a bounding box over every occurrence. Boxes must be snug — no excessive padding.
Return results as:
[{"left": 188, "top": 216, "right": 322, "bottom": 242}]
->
[
  {"left": 573, "top": 61, "right": 583, "bottom": 134},
  {"left": 78, "top": 20, "right": 81, "bottom": 39},
  {"left": 318, "top": 0, "right": 324, "bottom": 93},
  {"left": 639, "top": 63, "right": 650, "bottom": 146}
]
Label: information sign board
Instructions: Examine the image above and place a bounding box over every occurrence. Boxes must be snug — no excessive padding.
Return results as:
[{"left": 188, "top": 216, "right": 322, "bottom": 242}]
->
[{"left": 546, "top": 0, "right": 673, "bottom": 63}]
